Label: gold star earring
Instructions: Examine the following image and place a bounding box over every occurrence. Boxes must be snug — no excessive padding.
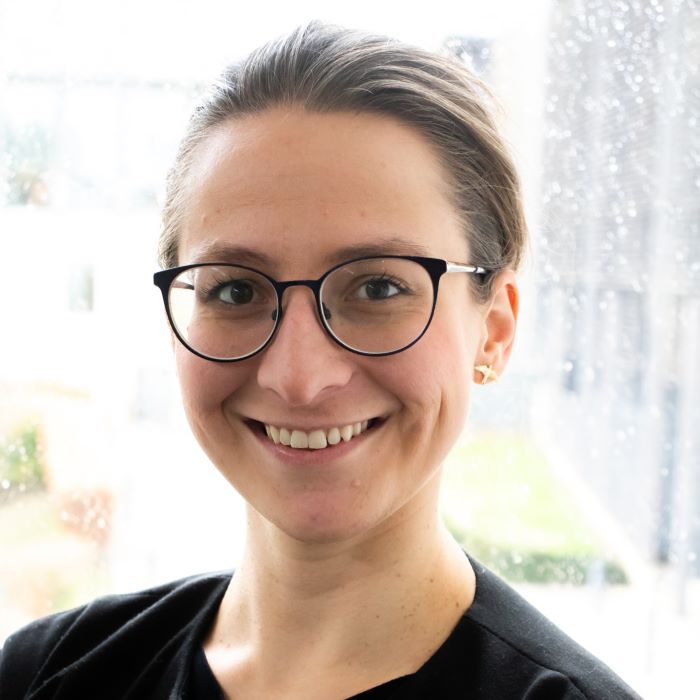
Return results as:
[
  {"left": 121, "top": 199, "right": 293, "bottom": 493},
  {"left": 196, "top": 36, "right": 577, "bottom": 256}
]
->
[{"left": 474, "top": 364, "right": 499, "bottom": 385}]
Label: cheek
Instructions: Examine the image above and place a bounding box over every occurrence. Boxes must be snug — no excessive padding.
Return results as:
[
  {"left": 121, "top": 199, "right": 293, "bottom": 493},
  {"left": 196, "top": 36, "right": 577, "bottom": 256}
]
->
[
  {"left": 174, "top": 344, "right": 246, "bottom": 423},
  {"left": 427, "top": 305, "right": 482, "bottom": 430},
  {"left": 427, "top": 326, "right": 473, "bottom": 429},
  {"left": 379, "top": 308, "right": 475, "bottom": 438}
]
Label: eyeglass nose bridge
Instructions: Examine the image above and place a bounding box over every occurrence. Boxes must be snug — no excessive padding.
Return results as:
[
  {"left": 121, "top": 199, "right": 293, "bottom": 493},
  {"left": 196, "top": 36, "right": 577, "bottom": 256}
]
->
[{"left": 271, "top": 277, "right": 332, "bottom": 328}]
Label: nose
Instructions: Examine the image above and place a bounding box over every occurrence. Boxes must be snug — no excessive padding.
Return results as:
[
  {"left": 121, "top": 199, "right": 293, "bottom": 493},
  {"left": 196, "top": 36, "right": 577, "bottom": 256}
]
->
[{"left": 256, "top": 287, "right": 354, "bottom": 406}]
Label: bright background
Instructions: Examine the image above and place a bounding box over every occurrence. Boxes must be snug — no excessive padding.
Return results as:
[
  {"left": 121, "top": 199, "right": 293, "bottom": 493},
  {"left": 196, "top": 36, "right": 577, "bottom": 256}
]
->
[{"left": 1, "top": 2, "right": 699, "bottom": 698}]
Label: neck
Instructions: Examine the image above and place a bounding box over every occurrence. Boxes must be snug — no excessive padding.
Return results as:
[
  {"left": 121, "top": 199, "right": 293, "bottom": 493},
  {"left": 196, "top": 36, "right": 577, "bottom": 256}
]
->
[{"left": 204, "top": 475, "right": 475, "bottom": 694}]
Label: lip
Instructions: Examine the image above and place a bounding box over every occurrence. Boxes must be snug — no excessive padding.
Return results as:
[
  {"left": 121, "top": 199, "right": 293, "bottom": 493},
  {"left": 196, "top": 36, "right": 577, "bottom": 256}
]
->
[{"left": 246, "top": 418, "right": 382, "bottom": 466}]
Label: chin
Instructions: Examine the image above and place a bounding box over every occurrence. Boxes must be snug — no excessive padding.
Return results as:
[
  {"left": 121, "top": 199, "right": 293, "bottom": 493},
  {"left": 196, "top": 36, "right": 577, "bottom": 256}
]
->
[{"left": 263, "top": 494, "right": 394, "bottom": 546}]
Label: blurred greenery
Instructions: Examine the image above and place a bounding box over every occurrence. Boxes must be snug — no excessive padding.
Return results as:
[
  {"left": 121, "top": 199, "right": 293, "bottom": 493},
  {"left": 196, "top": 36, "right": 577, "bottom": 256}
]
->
[
  {"left": 442, "top": 433, "right": 628, "bottom": 585},
  {"left": 0, "top": 494, "right": 110, "bottom": 617},
  {"left": 0, "top": 423, "right": 46, "bottom": 498},
  {"left": 0, "top": 491, "right": 61, "bottom": 547},
  {"left": 2, "top": 124, "right": 52, "bottom": 205}
]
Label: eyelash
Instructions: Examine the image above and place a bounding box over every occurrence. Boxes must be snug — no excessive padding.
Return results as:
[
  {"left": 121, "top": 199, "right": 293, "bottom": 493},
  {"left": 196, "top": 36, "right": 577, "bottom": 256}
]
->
[
  {"left": 360, "top": 274, "right": 410, "bottom": 294},
  {"left": 199, "top": 278, "right": 250, "bottom": 302}
]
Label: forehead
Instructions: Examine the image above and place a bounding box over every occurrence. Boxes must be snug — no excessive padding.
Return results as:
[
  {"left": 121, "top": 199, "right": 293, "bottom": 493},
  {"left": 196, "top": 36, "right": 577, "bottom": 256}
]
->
[{"left": 179, "top": 107, "right": 465, "bottom": 273}]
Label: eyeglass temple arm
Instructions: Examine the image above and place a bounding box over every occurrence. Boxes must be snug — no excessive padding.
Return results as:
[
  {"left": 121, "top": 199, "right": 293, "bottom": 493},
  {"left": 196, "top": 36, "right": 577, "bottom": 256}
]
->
[{"left": 445, "top": 261, "right": 488, "bottom": 275}]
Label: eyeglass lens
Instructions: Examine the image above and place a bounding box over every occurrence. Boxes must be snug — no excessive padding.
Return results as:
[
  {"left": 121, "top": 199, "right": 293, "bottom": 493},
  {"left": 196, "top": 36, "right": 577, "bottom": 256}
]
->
[{"left": 167, "top": 258, "right": 435, "bottom": 360}]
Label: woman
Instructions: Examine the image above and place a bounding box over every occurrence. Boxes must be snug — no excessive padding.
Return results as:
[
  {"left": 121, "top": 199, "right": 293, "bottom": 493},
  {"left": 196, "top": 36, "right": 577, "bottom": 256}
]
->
[{"left": 0, "top": 23, "right": 641, "bottom": 700}]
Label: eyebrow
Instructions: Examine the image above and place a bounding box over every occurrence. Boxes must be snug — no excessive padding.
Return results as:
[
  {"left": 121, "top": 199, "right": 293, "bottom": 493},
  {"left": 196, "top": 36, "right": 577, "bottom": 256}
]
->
[
  {"left": 188, "top": 242, "right": 273, "bottom": 267},
  {"left": 325, "top": 238, "right": 431, "bottom": 265},
  {"left": 187, "top": 237, "right": 432, "bottom": 269}
]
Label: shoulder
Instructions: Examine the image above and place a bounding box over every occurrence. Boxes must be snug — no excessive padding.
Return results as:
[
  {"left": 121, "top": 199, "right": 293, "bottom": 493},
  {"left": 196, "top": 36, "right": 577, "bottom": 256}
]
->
[
  {"left": 436, "top": 558, "right": 642, "bottom": 699},
  {"left": 0, "top": 571, "right": 231, "bottom": 700}
]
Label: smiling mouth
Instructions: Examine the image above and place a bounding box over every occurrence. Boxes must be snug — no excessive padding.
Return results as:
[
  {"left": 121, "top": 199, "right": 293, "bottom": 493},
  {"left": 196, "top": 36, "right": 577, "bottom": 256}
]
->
[{"left": 250, "top": 418, "right": 381, "bottom": 450}]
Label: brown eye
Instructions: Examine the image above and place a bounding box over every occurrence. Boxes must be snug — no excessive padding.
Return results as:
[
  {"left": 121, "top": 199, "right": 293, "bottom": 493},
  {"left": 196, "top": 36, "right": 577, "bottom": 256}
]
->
[
  {"left": 216, "top": 280, "right": 255, "bottom": 304},
  {"left": 352, "top": 276, "right": 406, "bottom": 300},
  {"left": 362, "top": 279, "right": 399, "bottom": 300}
]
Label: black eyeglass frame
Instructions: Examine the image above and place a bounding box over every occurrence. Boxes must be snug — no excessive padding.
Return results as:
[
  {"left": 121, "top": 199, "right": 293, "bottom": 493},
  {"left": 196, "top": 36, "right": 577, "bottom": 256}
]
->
[{"left": 153, "top": 255, "right": 490, "bottom": 362}]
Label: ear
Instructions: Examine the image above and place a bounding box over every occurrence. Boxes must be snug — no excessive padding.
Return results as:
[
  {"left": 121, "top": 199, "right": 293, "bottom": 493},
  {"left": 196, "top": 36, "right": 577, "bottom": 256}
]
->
[{"left": 474, "top": 270, "right": 519, "bottom": 384}]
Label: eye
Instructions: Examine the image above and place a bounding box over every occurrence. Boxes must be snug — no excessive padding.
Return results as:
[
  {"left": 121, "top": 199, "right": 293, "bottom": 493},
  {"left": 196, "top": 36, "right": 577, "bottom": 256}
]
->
[
  {"left": 354, "top": 276, "right": 404, "bottom": 300},
  {"left": 214, "top": 279, "right": 256, "bottom": 304}
]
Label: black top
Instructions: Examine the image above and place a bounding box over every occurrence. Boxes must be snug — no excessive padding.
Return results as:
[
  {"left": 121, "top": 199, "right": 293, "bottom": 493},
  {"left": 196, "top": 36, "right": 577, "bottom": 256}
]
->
[{"left": 0, "top": 558, "right": 643, "bottom": 699}]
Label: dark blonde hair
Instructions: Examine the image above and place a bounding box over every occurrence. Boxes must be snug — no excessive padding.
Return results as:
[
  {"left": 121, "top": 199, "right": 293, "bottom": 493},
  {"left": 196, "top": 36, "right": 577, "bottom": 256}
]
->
[{"left": 159, "top": 22, "right": 527, "bottom": 301}]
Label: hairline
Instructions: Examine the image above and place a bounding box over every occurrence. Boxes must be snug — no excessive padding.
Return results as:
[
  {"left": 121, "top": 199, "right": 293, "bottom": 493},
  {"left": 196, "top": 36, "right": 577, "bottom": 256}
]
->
[
  {"left": 170, "top": 104, "right": 475, "bottom": 269},
  {"left": 159, "top": 23, "right": 527, "bottom": 304}
]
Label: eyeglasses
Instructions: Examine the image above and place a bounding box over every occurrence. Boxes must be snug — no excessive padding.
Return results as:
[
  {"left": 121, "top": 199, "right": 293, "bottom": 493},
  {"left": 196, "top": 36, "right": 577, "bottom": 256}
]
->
[{"left": 153, "top": 255, "right": 490, "bottom": 362}]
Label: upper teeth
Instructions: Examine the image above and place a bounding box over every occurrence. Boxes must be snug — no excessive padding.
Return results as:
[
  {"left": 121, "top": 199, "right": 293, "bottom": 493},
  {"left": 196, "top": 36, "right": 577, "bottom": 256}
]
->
[{"left": 264, "top": 420, "right": 370, "bottom": 449}]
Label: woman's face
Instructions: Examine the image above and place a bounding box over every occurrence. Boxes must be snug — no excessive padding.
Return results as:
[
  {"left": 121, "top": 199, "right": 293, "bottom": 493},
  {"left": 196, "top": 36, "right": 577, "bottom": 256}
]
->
[{"left": 175, "top": 107, "right": 504, "bottom": 544}]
